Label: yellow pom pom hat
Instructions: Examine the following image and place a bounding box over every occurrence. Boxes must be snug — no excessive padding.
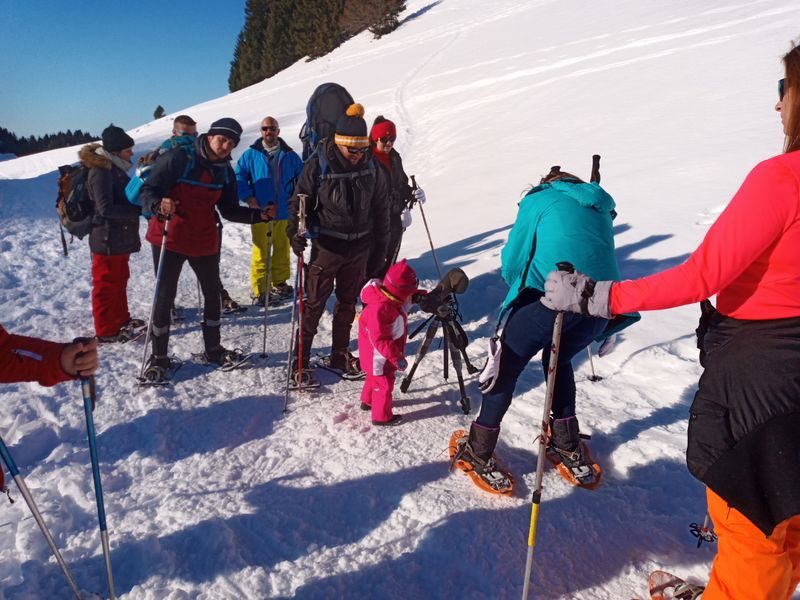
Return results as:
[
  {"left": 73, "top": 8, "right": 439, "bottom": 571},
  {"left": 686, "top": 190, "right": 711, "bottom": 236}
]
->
[{"left": 333, "top": 103, "right": 370, "bottom": 148}]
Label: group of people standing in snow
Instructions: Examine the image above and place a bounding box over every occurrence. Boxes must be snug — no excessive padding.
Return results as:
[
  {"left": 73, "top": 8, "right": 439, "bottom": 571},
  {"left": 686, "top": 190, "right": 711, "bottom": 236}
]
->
[
  {"left": 4, "top": 40, "right": 800, "bottom": 599},
  {"left": 73, "top": 98, "right": 424, "bottom": 425}
]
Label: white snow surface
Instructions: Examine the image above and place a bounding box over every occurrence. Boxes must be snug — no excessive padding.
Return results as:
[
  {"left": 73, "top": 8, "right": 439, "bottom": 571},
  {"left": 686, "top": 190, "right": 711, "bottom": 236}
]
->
[{"left": 1, "top": 1, "right": 799, "bottom": 598}]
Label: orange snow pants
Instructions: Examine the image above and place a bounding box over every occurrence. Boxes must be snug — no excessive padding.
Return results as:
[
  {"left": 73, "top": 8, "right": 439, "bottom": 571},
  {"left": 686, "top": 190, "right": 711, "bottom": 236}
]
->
[{"left": 704, "top": 488, "right": 800, "bottom": 599}]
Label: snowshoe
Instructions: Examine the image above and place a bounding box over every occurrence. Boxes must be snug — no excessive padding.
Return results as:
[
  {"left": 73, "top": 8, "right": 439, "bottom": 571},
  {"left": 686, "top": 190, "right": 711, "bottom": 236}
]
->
[
  {"left": 197, "top": 347, "right": 253, "bottom": 372},
  {"left": 315, "top": 352, "right": 365, "bottom": 380},
  {"left": 221, "top": 290, "right": 247, "bottom": 315},
  {"left": 269, "top": 282, "right": 294, "bottom": 303},
  {"left": 649, "top": 571, "right": 705, "bottom": 600},
  {"left": 448, "top": 430, "right": 514, "bottom": 495},
  {"left": 545, "top": 441, "right": 602, "bottom": 489},
  {"left": 287, "top": 366, "right": 321, "bottom": 390},
  {"left": 98, "top": 323, "right": 141, "bottom": 344},
  {"left": 137, "top": 355, "right": 182, "bottom": 387}
]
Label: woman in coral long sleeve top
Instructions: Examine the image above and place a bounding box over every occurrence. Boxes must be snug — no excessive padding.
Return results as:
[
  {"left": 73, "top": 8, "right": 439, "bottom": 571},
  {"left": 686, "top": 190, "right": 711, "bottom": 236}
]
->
[{"left": 543, "top": 43, "right": 800, "bottom": 600}]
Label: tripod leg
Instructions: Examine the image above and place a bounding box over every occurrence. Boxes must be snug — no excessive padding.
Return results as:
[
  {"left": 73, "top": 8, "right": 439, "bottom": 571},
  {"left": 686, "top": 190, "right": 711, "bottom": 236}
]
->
[
  {"left": 442, "top": 321, "right": 450, "bottom": 381},
  {"left": 451, "top": 319, "right": 479, "bottom": 374},
  {"left": 400, "top": 319, "right": 440, "bottom": 393},
  {"left": 447, "top": 323, "right": 471, "bottom": 414}
]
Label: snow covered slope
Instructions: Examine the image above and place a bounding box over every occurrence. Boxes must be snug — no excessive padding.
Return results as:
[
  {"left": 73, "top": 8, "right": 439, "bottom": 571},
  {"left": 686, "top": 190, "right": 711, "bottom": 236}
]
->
[{"left": 1, "top": 0, "right": 799, "bottom": 598}]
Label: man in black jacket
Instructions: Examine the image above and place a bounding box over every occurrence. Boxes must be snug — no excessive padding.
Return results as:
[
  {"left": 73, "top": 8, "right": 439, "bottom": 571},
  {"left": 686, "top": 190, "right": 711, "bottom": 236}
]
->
[{"left": 287, "top": 103, "right": 390, "bottom": 385}]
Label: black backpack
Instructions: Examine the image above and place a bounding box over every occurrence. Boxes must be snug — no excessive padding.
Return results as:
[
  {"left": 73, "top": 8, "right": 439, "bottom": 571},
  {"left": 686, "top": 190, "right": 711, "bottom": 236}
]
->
[
  {"left": 56, "top": 164, "right": 93, "bottom": 239},
  {"left": 299, "top": 82, "right": 354, "bottom": 161}
]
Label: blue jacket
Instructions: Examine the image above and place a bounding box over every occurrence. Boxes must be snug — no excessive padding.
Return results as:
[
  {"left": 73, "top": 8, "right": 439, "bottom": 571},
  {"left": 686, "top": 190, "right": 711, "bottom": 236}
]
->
[
  {"left": 501, "top": 180, "right": 622, "bottom": 311},
  {"left": 235, "top": 137, "right": 303, "bottom": 220}
]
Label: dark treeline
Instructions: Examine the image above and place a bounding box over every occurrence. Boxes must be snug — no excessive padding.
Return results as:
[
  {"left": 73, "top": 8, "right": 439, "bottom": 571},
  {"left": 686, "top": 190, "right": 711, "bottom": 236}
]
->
[
  {"left": 0, "top": 126, "right": 97, "bottom": 158},
  {"left": 229, "top": 0, "right": 405, "bottom": 92}
]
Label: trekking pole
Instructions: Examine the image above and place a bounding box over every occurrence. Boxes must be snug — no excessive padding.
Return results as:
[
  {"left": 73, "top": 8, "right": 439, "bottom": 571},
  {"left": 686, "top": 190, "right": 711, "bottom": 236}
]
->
[
  {"left": 0, "top": 434, "right": 82, "bottom": 599},
  {"left": 78, "top": 372, "right": 116, "bottom": 599},
  {"left": 283, "top": 264, "right": 301, "bottom": 412},
  {"left": 139, "top": 215, "right": 171, "bottom": 380},
  {"left": 585, "top": 154, "right": 603, "bottom": 385},
  {"left": 261, "top": 220, "right": 274, "bottom": 358},
  {"left": 295, "top": 194, "right": 308, "bottom": 395},
  {"left": 410, "top": 175, "right": 443, "bottom": 280},
  {"left": 586, "top": 347, "right": 602, "bottom": 382},
  {"left": 196, "top": 278, "right": 202, "bottom": 313},
  {"left": 521, "top": 261, "right": 573, "bottom": 599}
]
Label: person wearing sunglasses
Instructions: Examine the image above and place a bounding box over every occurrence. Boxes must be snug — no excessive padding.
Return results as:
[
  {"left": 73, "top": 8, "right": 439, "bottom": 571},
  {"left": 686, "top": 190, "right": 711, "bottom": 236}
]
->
[
  {"left": 543, "top": 43, "right": 800, "bottom": 599},
  {"left": 235, "top": 116, "right": 303, "bottom": 307},
  {"left": 367, "top": 116, "right": 425, "bottom": 279},
  {"left": 286, "top": 103, "right": 390, "bottom": 385}
]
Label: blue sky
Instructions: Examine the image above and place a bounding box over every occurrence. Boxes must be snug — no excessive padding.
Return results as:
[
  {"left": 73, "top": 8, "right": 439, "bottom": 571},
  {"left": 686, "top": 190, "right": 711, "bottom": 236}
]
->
[{"left": 2, "top": 1, "right": 246, "bottom": 138}]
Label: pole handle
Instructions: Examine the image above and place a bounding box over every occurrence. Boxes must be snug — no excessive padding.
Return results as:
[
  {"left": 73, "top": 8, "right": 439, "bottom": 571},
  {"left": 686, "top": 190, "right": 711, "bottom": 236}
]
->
[{"left": 590, "top": 154, "right": 601, "bottom": 184}]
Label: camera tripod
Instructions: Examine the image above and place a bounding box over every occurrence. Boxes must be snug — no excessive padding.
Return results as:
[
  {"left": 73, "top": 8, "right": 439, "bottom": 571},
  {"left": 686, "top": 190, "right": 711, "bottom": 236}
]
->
[{"left": 399, "top": 302, "right": 479, "bottom": 414}]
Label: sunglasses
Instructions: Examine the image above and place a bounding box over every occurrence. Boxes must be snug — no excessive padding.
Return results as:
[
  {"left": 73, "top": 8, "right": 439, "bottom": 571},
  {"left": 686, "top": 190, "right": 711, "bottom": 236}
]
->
[
  {"left": 345, "top": 146, "right": 368, "bottom": 155},
  {"left": 779, "top": 78, "right": 785, "bottom": 101},
  {"left": 378, "top": 135, "right": 396, "bottom": 144},
  {"left": 261, "top": 126, "right": 278, "bottom": 132}
]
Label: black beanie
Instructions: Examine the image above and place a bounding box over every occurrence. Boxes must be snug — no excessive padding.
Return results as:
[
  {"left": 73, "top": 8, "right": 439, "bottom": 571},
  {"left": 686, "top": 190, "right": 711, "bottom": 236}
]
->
[
  {"left": 102, "top": 125, "right": 134, "bottom": 152},
  {"left": 207, "top": 117, "right": 242, "bottom": 146},
  {"left": 334, "top": 104, "right": 369, "bottom": 148}
]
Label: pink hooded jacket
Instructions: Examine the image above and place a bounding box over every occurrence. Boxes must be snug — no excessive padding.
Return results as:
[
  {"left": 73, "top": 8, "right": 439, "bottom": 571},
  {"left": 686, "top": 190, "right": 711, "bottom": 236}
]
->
[{"left": 358, "top": 279, "right": 409, "bottom": 376}]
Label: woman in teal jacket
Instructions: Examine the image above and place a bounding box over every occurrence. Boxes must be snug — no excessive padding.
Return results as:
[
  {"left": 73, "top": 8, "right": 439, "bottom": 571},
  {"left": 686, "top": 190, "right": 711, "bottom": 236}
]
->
[{"left": 452, "top": 167, "right": 625, "bottom": 494}]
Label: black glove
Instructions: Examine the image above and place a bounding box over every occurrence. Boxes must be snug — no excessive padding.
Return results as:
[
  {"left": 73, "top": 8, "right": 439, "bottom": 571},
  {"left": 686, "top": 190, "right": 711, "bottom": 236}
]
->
[{"left": 291, "top": 234, "right": 307, "bottom": 257}]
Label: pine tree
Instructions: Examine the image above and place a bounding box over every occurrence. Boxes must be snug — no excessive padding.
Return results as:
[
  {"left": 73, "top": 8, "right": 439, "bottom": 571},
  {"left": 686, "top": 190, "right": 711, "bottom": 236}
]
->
[{"left": 154, "top": 105, "right": 165, "bottom": 119}]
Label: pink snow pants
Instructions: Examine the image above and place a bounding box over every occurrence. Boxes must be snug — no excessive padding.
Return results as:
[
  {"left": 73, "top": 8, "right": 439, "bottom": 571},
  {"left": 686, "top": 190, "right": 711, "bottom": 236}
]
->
[{"left": 360, "top": 369, "right": 396, "bottom": 422}]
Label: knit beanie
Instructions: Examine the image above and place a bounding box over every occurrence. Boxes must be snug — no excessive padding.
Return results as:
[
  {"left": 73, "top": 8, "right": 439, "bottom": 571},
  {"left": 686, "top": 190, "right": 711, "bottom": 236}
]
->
[
  {"left": 370, "top": 117, "right": 397, "bottom": 143},
  {"left": 101, "top": 125, "right": 134, "bottom": 152},
  {"left": 383, "top": 259, "right": 419, "bottom": 300},
  {"left": 207, "top": 117, "right": 243, "bottom": 146},
  {"left": 334, "top": 104, "right": 369, "bottom": 148}
]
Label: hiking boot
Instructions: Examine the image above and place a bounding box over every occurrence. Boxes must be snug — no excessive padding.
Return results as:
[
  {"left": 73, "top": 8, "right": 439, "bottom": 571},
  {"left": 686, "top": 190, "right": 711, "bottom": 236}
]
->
[
  {"left": 252, "top": 294, "right": 266, "bottom": 307},
  {"left": 271, "top": 282, "right": 294, "bottom": 301},
  {"left": 290, "top": 360, "right": 320, "bottom": 388},
  {"left": 204, "top": 346, "right": 246, "bottom": 369},
  {"left": 141, "top": 354, "right": 173, "bottom": 383},
  {"left": 124, "top": 318, "right": 146, "bottom": 330},
  {"left": 372, "top": 414, "right": 403, "bottom": 426},
  {"left": 221, "top": 289, "right": 240, "bottom": 311},
  {"left": 326, "top": 352, "right": 364, "bottom": 379},
  {"left": 449, "top": 422, "right": 512, "bottom": 493},
  {"left": 550, "top": 416, "right": 593, "bottom": 481},
  {"left": 97, "top": 327, "right": 136, "bottom": 344}
]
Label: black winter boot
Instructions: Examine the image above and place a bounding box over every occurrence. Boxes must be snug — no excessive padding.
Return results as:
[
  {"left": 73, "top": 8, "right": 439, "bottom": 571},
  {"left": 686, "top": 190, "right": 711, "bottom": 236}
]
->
[
  {"left": 550, "top": 416, "right": 593, "bottom": 482},
  {"left": 450, "top": 422, "right": 512, "bottom": 493}
]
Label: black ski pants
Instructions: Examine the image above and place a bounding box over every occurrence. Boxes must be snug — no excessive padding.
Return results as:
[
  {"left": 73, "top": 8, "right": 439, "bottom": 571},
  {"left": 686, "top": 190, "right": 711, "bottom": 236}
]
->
[
  {"left": 151, "top": 223, "right": 228, "bottom": 295},
  {"left": 295, "top": 242, "right": 368, "bottom": 364},
  {"left": 149, "top": 246, "right": 221, "bottom": 357}
]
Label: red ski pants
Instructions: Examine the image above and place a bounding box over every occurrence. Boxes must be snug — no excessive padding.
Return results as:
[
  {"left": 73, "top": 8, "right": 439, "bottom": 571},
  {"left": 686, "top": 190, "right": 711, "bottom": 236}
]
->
[
  {"left": 360, "top": 370, "right": 396, "bottom": 423},
  {"left": 91, "top": 253, "right": 131, "bottom": 336},
  {"left": 705, "top": 487, "right": 800, "bottom": 599}
]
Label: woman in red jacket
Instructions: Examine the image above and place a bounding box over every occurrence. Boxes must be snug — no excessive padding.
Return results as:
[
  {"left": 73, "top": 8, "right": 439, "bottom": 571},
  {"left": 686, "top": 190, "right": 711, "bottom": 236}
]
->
[{"left": 543, "top": 43, "right": 800, "bottom": 599}]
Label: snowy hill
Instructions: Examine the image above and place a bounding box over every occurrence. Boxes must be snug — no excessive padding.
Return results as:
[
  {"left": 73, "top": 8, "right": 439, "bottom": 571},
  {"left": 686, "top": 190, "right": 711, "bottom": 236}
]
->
[{"left": 1, "top": 0, "right": 799, "bottom": 598}]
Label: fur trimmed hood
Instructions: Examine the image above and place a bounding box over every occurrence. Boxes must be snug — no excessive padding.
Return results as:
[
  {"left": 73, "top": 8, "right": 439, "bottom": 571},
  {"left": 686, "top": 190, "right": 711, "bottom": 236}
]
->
[{"left": 79, "top": 143, "right": 112, "bottom": 170}]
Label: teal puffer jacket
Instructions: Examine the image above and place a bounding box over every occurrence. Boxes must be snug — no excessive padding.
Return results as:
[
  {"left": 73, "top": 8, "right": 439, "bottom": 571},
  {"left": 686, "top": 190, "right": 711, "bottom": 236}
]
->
[{"left": 501, "top": 179, "right": 621, "bottom": 311}]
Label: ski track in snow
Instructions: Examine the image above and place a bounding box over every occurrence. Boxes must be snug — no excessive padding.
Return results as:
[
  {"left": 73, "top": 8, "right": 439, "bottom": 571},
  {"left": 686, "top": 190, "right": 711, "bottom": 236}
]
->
[{"left": 2, "top": 0, "right": 800, "bottom": 598}]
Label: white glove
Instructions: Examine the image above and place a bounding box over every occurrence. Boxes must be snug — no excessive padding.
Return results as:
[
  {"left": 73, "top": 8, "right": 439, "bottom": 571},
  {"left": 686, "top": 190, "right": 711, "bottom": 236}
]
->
[
  {"left": 541, "top": 269, "right": 613, "bottom": 319},
  {"left": 413, "top": 187, "right": 426, "bottom": 204},
  {"left": 400, "top": 208, "right": 412, "bottom": 229}
]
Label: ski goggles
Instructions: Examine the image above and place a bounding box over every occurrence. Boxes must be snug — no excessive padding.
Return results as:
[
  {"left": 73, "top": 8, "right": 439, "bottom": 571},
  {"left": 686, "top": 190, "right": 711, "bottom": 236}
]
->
[
  {"left": 779, "top": 78, "right": 785, "bottom": 101},
  {"left": 261, "top": 126, "right": 278, "bottom": 132},
  {"left": 345, "top": 146, "right": 368, "bottom": 155}
]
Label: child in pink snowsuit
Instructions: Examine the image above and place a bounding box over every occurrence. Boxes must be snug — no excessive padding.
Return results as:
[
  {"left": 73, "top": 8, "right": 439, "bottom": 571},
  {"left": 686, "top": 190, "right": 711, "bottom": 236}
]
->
[{"left": 358, "top": 259, "right": 421, "bottom": 426}]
